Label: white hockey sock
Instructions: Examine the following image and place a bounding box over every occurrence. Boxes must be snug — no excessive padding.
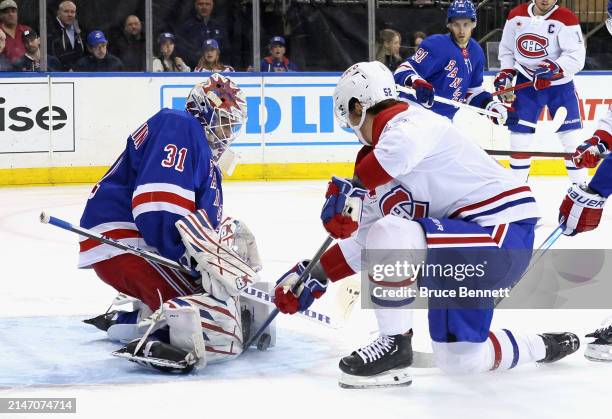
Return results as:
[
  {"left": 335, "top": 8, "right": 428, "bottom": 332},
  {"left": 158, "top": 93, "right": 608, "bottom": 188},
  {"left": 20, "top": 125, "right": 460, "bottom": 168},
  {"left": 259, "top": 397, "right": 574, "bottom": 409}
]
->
[
  {"left": 559, "top": 130, "right": 588, "bottom": 184},
  {"left": 375, "top": 308, "right": 413, "bottom": 336},
  {"left": 487, "top": 329, "right": 546, "bottom": 370},
  {"left": 509, "top": 133, "right": 533, "bottom": 183}
]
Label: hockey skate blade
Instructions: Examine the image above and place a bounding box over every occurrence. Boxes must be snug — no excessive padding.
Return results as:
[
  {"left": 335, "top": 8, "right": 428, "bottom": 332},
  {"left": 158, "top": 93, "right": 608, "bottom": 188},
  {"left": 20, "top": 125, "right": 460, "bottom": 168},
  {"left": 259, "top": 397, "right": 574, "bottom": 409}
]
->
[
  {"left": 111, "top": 349, "right": 196, "bottom": 373},
  {"left": 338, "top": 368, "right": 412, "bottom": 389},
  {"left": 584, "top": 344, "right": 612, "bottom": 362}
]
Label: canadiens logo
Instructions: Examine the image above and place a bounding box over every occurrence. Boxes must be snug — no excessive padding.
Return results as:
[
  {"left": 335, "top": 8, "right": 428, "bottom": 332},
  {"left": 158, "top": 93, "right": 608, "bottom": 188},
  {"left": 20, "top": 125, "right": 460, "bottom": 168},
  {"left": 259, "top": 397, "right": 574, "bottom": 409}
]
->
[
  {"left": 379, "top": 185, "right": 429, "bottom": 220},
  {"left": 516, "top": 33, "right": 548, "bottom": 59}
]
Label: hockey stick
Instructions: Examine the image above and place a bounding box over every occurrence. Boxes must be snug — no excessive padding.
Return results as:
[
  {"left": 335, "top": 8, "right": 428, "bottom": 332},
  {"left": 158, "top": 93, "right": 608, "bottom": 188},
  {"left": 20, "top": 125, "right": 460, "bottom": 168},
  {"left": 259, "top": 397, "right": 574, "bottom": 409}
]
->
[
  {"left": 396, "top": 85, "right": 537, "bottom": 129},
  {"left": 484, "top": 149, "right": 572, "bottom": 159},
  {"left": 40, "top": 212, "right": 200, "bottom": 277},
  {"left": 39, "top": 212, "right": 342, "bottom": 330},
  {"left": 493, "top": 223, "right": 565, "bottom": 307},
  {"left": 242, "top": 236, "right": 335, "bottom": 352},
  {"left": 492, "top": 73, "right": 564, "bottom": 98}
]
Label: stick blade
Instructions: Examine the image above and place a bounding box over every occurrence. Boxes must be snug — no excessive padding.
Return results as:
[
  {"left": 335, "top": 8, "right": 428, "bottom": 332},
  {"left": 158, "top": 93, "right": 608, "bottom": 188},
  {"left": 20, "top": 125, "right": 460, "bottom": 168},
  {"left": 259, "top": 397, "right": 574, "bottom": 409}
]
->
[{"left": 39, "top": 211, "right": 50, "bottom": 224}]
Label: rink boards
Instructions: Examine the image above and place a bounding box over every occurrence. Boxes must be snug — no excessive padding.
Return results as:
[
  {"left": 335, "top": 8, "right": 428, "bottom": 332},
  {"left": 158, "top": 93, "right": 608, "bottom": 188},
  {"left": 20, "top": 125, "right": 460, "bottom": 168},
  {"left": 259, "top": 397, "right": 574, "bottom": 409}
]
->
[{"left": 0, "top": 71, "right": 610, "bottom": 185}]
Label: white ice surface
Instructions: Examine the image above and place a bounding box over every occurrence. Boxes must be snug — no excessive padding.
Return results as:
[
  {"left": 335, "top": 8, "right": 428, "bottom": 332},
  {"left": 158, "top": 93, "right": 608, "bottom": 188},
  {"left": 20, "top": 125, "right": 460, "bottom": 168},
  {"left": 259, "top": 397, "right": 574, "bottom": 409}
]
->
[{"left": 1, "top": 178, "right": 611, "bottom": 419}]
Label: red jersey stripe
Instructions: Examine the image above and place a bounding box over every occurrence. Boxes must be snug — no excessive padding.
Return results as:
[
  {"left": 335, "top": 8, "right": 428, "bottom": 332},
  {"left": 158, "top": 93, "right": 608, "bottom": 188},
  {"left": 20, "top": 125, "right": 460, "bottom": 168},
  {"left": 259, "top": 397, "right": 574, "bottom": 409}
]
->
[
  {"left": 79, "top": 229, "right": 142, "bottom": 252},
  {"left": 426, "top": 236, "right": 495, "bottom": 245},
  {"left": 132, "top": 191, "right": 195, "bottom": 212},
  {"left": 450, "top": 186, "right": 532, "bottom": 218}
]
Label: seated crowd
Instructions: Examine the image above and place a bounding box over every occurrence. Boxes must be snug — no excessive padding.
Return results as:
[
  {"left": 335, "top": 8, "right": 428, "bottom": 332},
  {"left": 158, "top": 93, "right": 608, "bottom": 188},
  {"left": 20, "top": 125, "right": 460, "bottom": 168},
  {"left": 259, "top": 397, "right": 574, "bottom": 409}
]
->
[{"left": 0, "top": 0, "right": 425, "bottom": 73}]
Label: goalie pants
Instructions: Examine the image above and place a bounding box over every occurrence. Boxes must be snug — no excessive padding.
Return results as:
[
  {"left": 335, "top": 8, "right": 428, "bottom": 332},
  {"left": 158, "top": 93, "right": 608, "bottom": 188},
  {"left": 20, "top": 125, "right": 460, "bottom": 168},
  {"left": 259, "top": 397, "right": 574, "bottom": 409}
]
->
[{"left": 93, "top": 253, "right": 202, "bottom": 311}]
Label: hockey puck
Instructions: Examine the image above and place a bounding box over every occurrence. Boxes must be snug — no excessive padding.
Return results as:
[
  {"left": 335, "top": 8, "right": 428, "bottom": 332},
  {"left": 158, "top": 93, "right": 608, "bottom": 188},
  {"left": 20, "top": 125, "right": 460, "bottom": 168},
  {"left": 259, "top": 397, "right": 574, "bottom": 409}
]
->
[{"left": 257, "top": 333, "right": 271, "bottom": 351}]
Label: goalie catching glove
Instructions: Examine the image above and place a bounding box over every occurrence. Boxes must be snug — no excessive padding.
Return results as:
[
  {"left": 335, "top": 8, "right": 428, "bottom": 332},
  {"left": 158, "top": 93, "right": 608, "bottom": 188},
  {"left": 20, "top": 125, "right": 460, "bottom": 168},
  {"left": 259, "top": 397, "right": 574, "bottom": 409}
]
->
[
  {"left": 177, "top": 209, "right": 261, "bottom": 300},
  {"left": 274, "top": 260, "right": 328, "bottom": 314}
]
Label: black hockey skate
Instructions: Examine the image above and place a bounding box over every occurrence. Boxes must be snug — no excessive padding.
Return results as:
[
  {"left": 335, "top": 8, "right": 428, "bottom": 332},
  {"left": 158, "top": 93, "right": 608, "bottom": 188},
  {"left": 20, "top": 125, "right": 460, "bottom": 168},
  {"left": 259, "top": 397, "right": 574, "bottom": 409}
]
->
[
  {"left": 538, "top": 332, "right": 580, "bottom": 363},
  {"left": 585, "top": 323, "right": 612, "bottom": 362},
  {"left": 83, "top": 311, "right": 119, "bottom": 331},
  {"left": 339, "top": 332, "right": 413, "bottom": 389},
  {"left": 111, "top": 337, "right": 197, "bottom": 374}
]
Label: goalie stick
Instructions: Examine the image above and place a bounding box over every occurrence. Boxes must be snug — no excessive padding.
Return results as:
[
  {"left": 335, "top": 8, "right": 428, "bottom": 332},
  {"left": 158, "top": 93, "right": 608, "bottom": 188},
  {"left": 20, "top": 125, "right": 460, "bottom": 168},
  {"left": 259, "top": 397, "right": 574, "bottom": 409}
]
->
[
  {"left": 40, "top": 212, "right": 437, "bottom": 368},
  {"left": 242, "top": 236, "right": 334, "bottom": 351},
  {"left": 39, "top": 212, "right": 342, "bottom": 330}
]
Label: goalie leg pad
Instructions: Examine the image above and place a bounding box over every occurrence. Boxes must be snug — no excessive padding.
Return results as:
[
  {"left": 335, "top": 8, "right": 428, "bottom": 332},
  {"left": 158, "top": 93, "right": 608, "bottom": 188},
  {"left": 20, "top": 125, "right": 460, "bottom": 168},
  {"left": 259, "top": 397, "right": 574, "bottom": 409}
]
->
[
  {"left": 166, "top": 293, "right": 243, "bottom": 363},
  {"left": 163, "top": 304, "right": 207, "bottom": 364}
]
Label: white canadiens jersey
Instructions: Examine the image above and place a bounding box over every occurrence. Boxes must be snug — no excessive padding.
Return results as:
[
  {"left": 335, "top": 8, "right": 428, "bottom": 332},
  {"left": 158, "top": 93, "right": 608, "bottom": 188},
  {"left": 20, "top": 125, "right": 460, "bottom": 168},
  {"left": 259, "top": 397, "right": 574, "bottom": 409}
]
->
[
  {"left": 338, "top": 104, "right": 541, "bottom": 272},
  {"left": 598, "top": 107, "right": 612, "bottom": 134},
  {"left": 499, "top": 3, "right": 585, "bottom": 85}
]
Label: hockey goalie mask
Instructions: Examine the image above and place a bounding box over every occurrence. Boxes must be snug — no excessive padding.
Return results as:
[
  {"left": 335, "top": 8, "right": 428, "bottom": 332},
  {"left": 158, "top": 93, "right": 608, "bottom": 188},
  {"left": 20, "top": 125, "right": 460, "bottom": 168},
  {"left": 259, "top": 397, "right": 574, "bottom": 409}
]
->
[
  {"left": 186, "top": 74, "right": 247, "bottom": 161},
  {"left": 333, "top": 61, "right": 398, "bottom": 145}
]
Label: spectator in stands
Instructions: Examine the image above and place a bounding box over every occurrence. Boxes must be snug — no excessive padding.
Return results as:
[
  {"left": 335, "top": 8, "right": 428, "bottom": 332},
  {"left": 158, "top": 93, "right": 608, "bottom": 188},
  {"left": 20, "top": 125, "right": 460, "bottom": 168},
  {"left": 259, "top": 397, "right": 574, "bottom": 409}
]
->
[
  {"left": 194, "top": 38, "right": 233, "bottom": 72},
  {"left": 179, "top": 0, "right": 227, "bottom": 68},
  {"left": 48, "top": 1, "right": 85, "bottom": 71},
  {"left": 0, "top": 0, "right": 31, "bottom": 62},
  {"left": 260, "top": 36, "right": 298, "bottom": 72},
  {"left": 376, "top": 29, "right": 402, "bottom": 72},
  {"left": 0, "top": 29, "right": 13, "bottom": 70},
  {"left": 152, "top": 32, "right": 190, "bottom": 72},
  {"left": 13, "top": 29, "right": 61, "bottom": 71},
  {"left": 113, "top": 15, "right": 145, "bottom": 72},
  {"left": 413, "top": 31, "right": 427, "bottom": 48},
  {"left": 74, "top": 30, "right": 124, "bottom": 72}
]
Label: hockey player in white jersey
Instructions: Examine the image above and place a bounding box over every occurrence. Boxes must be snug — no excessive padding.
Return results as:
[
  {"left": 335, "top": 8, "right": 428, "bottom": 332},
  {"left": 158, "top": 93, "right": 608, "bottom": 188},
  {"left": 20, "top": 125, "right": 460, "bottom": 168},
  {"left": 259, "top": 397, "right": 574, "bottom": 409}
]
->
[
  {"left": 496, "top": 0, "right": 586, "bottom": 184},
  {"left": 272, "top": 62, "right": 580, "bottom": 388}
]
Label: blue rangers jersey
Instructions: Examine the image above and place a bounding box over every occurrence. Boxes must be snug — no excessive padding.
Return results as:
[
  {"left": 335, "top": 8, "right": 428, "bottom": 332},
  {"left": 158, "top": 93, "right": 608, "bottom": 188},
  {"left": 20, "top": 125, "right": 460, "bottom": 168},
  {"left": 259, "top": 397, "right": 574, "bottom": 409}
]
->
[
  {"left": 394, "top": 34, "right": 492, "bottom": 120},
  {"left": 79, "top": 108, "right": 223, "bottom": 268}
]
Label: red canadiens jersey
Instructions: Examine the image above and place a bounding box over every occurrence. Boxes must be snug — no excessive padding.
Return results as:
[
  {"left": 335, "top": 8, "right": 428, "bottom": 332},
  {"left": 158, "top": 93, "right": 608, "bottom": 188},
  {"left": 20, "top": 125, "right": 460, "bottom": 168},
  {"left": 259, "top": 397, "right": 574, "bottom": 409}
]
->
[
  {"left": 79, "top": 108, "right": 223, "bottom": 268},
  {"left": 499, "top": 3, "right": 585, "bottom": 85}
]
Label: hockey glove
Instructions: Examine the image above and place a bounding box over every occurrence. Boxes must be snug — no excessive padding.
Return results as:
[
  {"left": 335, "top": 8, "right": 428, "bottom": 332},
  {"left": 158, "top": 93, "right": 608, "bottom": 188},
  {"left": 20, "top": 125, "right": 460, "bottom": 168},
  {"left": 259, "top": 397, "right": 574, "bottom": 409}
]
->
[
  {"left": 493, "top": 69, "right": 517, "bottom": 103},
  {"left": 559, "top": 183, "right": 606, "bottom": 236},
  {"left": 274, "top": 260, "right": 328, "bottom": 314},
  {"left": 321, "top": 176, "right": 366, "bottom": 239},
  {"left": 177, "top": 209, "right": 259, "bottom": 300},
  {"left": 571, "top": 131, "right": 610, "bottom": 169},
  {"left": 533, "top": 59, "right": 561, "bottom": 91},
  {"left": 217, "top": 217, "right": 263, "bottom": 272},
  {"left": 485, "top": 101, "right": 519, "bottom": 126},
  {"left": 411, "top": 78, "right": 435, "bottom": 108}
]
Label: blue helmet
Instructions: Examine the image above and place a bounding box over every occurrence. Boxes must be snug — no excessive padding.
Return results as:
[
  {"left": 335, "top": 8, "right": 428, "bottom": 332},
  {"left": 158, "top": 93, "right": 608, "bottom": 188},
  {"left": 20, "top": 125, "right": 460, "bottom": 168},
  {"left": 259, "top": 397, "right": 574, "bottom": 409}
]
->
[{"left": 447, "top": 0, "right": 477, "bottom": 24}]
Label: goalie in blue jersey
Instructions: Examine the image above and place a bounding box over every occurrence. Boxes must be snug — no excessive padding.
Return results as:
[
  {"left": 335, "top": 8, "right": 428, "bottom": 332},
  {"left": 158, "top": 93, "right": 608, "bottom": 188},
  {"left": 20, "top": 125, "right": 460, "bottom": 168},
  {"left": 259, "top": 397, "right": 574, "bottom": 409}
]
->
[
  {"left": 394, "top": 0, "right": 518, "bottom": 127},
  {"left": 79, "top": 74, "right": 275, "bottom": 373}
]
